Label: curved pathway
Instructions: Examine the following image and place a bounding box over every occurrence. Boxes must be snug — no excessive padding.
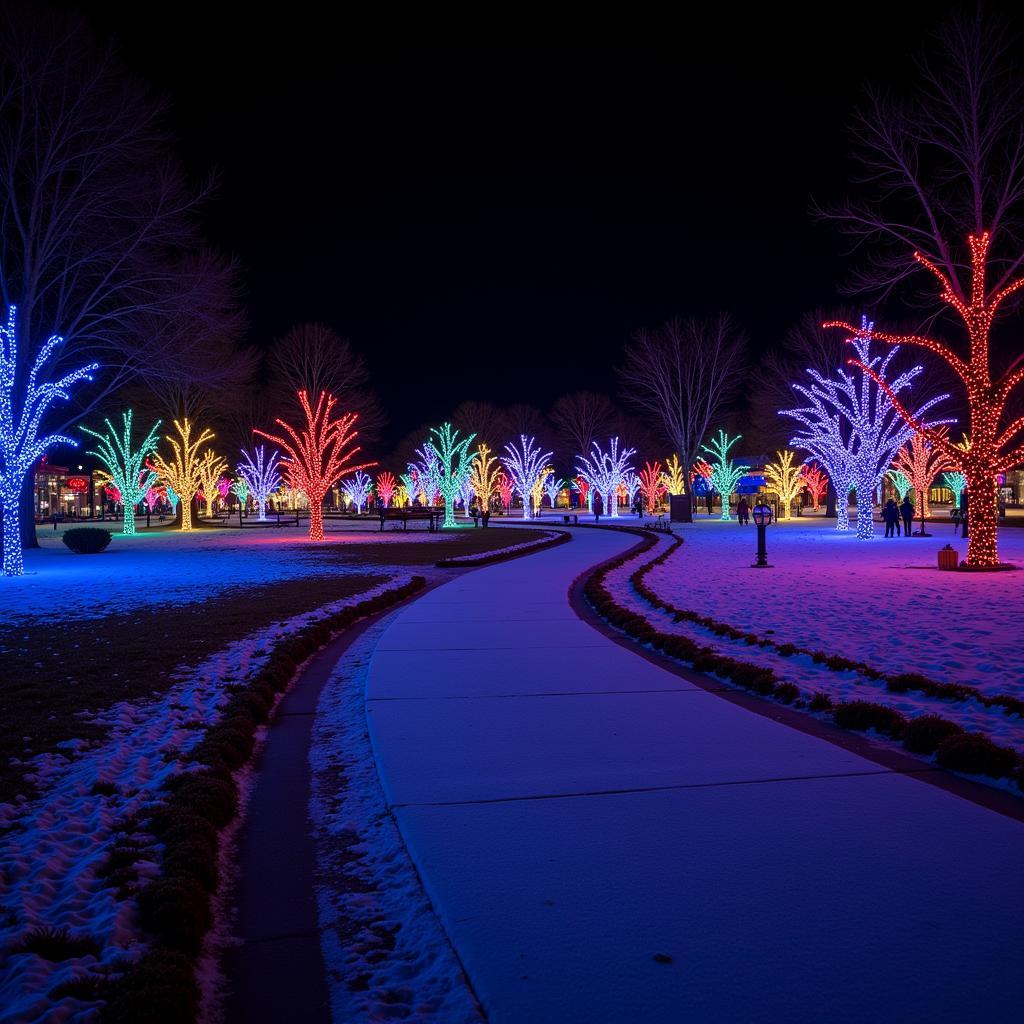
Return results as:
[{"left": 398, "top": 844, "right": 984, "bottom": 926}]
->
[{"left": 365, "top": 526, "right": 1024, "bottom": 1023}]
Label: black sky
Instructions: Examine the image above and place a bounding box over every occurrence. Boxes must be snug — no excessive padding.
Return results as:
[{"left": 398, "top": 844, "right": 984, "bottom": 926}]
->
[{"left": 71, "top": 2, "right": 965, "bottom": 447}]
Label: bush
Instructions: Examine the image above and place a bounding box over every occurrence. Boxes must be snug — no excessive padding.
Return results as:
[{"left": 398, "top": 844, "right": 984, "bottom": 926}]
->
[
  {"left": 902, "top": 715, "right": 964, "bottom": 755},
  {"left": 808, "top": 692, "right": 833, "bottom": 712},
  {"left": 102, "top": 950, "right": 199, "bottom": 1024},
  {"left": 62, "top": 527, "right": 112, "bottom": 554},
  {"left": 774, "top": 682, "right": 799, "bottom": 704},
  {"left": 11, "top": 925, "right": 101, "bottom": 961},
  {"left": 163, "top": 835, "right": 219, "bottom": 893},
  {"left": 137, "top": 877, "right": 211, "bottom": 956},
  {"left": 833, "top": 701, "right": 907, "bottom": 738},
  {"left": 935, "top": 733, "right": 1019, "bottom": 778}
]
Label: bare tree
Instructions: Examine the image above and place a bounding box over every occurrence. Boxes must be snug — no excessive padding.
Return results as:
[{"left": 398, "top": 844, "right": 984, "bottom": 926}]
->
[
  {"left": 502, "top": 403, "right": 547, "bottom": 443},
  {"left": 619, "top": 314, "right": 746, "bottom": 521},
  {"left": 266, "top": 322, "right": 384, "bottom": 443},
  {"left": 0, "top": 6, "right": 242, "bottom": 547},
  {"left": 450, "top": 400, "right": 504, "bottom": 445},
  {"left": 549, "top": 391, "right": 616, "bottom": 461}
]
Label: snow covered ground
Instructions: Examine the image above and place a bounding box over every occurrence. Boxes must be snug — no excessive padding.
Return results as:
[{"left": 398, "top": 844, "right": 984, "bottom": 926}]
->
[
  {"left": 3, "top": 518, "right": 486, "bottom": 621},
  {"left": 601, "top": 517, "right": 1024, "bottom": 755},
  {"left": 0, "top": 574, "right": 410, "bottom": 1024}
]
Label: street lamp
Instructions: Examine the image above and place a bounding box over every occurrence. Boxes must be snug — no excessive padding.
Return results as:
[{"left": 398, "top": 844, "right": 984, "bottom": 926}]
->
[{"left": 751, "top": 502, "right": 773, "bottom": 568}]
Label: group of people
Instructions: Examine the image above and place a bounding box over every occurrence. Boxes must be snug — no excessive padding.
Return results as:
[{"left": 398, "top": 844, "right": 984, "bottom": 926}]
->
[{"left": 882, "top": 497, "right": 916, "bottom": 537}]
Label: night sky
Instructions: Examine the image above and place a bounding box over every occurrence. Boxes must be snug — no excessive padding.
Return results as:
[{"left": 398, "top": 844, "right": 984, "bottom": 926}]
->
[{"left": 72, "top": 1, "right": 964, "bottom": 447}]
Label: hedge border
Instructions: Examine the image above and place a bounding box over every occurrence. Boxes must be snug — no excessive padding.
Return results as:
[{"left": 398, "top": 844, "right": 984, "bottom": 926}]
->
[
  {"left": 91, "top": 575, "right": 427, "bottom": 1023},
  {"left": 435, "top": 527, "right": 570, "bottom": 567},
  {"left": 628, "top": 533, "right": 1024, "bottom": 720},
  {"left": 581, "top": 529, "right": 1024, "bottom": 793}
]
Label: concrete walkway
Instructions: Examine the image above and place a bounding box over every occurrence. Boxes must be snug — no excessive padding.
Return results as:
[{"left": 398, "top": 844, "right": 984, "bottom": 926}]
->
[{"left": 365, "top": 526, "right": 1024, "bottom": 1023}]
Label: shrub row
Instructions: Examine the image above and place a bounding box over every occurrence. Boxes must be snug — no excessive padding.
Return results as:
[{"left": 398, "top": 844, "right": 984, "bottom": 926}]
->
[
  {"left": 97, "top": 575, "right": 427, "bottom": 1023},
  {"left": 434, "top": 528, "right": 571, "bottom": 567},
  {"left": 627, "top": 535, "right": 1024, "bottom": 718},
  {"left": 584, "top": 531, "right": 1024, "bottom": 792}
]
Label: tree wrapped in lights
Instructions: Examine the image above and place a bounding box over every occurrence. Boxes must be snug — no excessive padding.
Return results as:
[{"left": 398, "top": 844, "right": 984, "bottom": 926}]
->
[
  {"left": 799, "top": 461, "right": 828, "bottom": 510},
  {"left": 255, "top": 390, "right": 374, "bottom": 541},
  {"left": 501, "top": 435, "right": 553, "bottom": 519},
  {"left": 409, "top": 446, "right": 441, "bottom": 506},
  {"left": 0, "top": 306, "right": 97, "bottom": 575},
  {"left": 165, "top": 483, "right": 180, "bottom": 517},
  {"left": 393, "top": 484, "right": 409, "bottom": 508},
  {"left": 399, "top": 471, "right": 417, "bottom": 505},
  {"left": 458, "top": 473, "right": 475, "bottom": 514},
  {"left": 576, "top": 437, "right": 636, "bottom": 518},
  {"left": 544, "top": 474, "right": 563, "bottom": 510},
  {"left": 690, "top": 458, "right": 714, "bottom": 496},
  {"left": 661, "top": 454, "right": 686, "bottom": 497},
  {"left": 231, "top": 478, "right": 249, "bottom": 512},
  {"left": 763, "top": 449, "right": 803, "bottom": 521},
  {"left": 197, "top": 449, "right": 228, "bottom": 518},
  {"left": 469, "top": 443, "right": 500, "bottom": 512},
  {"left": 376, "top": 471, "right": 397, "bottom": 509},
  {"left": 426, "top": 422, "right": 477, "bottom": 527},
  {"left": 824, "top": 231, "right": 1023, "bottom": 564},
  {"left": 530, "top": 466, "right": 553, "bottom": 517},
  {"left": 943, "top": 471, "right": 967, "bottom": 508},
  {"left": 217, "top": 475, "right": 232, "bottom": 505},
  {"left": 784, "top": 319, "right": 948, "bottom": 538},
  {"left": 886, "top": 469, "right": 912, "bottom": 502},
  {"left": 623, "top": 471, "right": 641, "bottom": 511},
  {"left": 341, "top": 470, "right": 373, "bottom": 514},
  {"left": 574, "top": 475, "right": 591, "bottom": 512},
  {"left": 238, "top": 445, "right": 281, "bottom": 521},
  {"left": 639, "top": 461, "right": 665, "bottom": 513},
  {"left": 153, "top": 419, "right": 217, "bottom": 532},
  {"left": 495, "top": 471, "right": 513, "bottom": 511},
  {"left": 144, "top": 487, "right": 161, "bottom": 514},
  {"left": 80, "top": 410, "right": 160, "bottom": 537},
  {"left": 699, "top": 430, "right": 748, "bottom": 521},
  {"left": 891, "top": 427, "right": 955, "bottom": 519}
]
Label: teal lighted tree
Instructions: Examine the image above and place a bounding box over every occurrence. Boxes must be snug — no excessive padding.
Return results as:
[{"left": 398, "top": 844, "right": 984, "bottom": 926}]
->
[
  {"left": 886, "top": 469, "right": 912, "bottom": 502},
  {"left": 427, "top": 422, "right": 477, "bottom": 527},
  {"left": 80, "top": 409, "right": 160, "bottom": 536},
  {"left": 943, "top": 470, "right": 967, "bottom": 508},
  {"left": 700, "top": 430, "right": 748, "bottom": 521}
]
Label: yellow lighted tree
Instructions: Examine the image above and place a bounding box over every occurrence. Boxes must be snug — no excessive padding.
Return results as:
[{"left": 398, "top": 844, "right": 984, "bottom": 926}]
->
[
  {"left": 469, "top": 443, "right": 500, "bottom": 510},
  {"left": 197, "top": 448, "right": 228, "bottom": 518},
  {"left": 152, "top": 419, "right": 216, "bottom": 531},
  {"left": 661, "top": 454, "right": 686, "bottom": 495},
  {"left": 763, "top": 449, "right": 803, "bottom": 520},
  {"left": 530, "top": 466, "right": 553, "bottom": 516}
]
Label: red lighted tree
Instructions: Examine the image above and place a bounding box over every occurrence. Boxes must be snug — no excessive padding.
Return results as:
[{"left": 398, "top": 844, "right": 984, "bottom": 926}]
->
[
  {"left": 638, "top": 460, "right": 665, "bottom": 513},
  {"left": 828, "top": 234, "right": 1023, "bottom": 565},
  {"left": 892, "top": 427, "right": 956, "bottom": 519},
  {"left": 255, "top": 391, "right": 374, "bottom": 541},
  {"left": 798, "top": 462, "right": 828, "bottom": 510}
]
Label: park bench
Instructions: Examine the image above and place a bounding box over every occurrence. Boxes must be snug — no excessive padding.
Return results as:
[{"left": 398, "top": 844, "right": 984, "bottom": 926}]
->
[
  {"left": 379, "top": 507, "right": 441, "bottom": 532},
  {"left": 643, "top": 515, "right": 671, "bottom": 533}
]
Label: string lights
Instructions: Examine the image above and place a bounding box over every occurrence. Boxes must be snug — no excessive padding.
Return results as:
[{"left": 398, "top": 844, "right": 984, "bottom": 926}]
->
[
  {"left": 340, "top": 470, "right": 373, "bottom": 514},
  {"left": 376, "top": 471, "right": 397, "bottom": 509},
  {"left": 469, "top": 443, "right": 500, "bottom": 512},
  {"left": 197, "top": 449, "right": 229, "bottom": 518},
  {"left": 576, "top": 437, "right": 636, "bottom": 517},
  {"left": 80, "top": 410, "right": 160, "bottom": 537},
  {"left": 426, "top": 422, "right": 477, "bottom": 527},
  {"left": 639, "top": 460, "right": 665, "bottom": 513},
  {"left": 255, "top": 390, "right": 374, "bottom": 541},
  {"left": 763, "top": 449, "right": 803, "bottom": 521},
  {"left": 798, "top": 461, "right": 828, "bottom": 510},
  {"left": 501, "top": 435, "right": 553, "bottom": 519},
  {"left": 825, "top": 232, "right": 1024, "bottom": 566},
  {"left": 699, "top": 430, "right": 748, "bottom": 521},
  {"left": 153, "top": 419, "right": 218, "bottom": 532},
  {"left": 237, "top": 445, "right": 281, "bottom": 521},
  {"left": 661, "top": 454, "right": 686, "bottom": 497},
  {"left": 892, "top": 427, "right": 955, "bottom": 518},
  {"left": 0, "top": 305, "right": 98, "bottom": 575}
]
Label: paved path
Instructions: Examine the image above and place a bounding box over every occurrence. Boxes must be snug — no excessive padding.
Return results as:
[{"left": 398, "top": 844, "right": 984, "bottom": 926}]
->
[{"left": 365, "top": 526, "right": 1024, "bottom": 1023}]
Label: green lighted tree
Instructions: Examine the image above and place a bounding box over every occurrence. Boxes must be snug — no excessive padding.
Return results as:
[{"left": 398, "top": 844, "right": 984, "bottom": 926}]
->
[
  {"left": 700, "top": 429, "right": 748, "bottom": 521},
  {"left": 427, "top": 422, "right": 477, "bottom": 527},
  {"left": 80, "top": 410, "right": 160, "bottom": 536}
]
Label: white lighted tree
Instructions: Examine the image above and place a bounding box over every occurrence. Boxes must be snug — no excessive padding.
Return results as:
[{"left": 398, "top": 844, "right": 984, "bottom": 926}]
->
[
  {"left": 576, "top": 437, "right": 636, "bottom": 517},
  {"left": 238, "top": 445, "right": 281, "bottom": 521},
  {"left": 501, "top": 435, "right": 553, "bottom": 519}
]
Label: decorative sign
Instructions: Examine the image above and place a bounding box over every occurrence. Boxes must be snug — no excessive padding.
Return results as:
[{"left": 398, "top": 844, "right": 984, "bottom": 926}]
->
[{"left": 66, "top": 476, "right": 89, "bottom": 493}]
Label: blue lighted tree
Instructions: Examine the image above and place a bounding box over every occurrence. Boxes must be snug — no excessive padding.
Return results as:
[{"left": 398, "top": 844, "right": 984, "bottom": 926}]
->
[
  {"left": 782, "top": 318, "right": 949, "bottom": 538},
  {"left": 502, "top": 435, "right": 553, "bottom": 519},
  {"left": 340, "top": 470, "right": 373, "bottom": 514},
  {"left": 0, "top": 306, "right": 97, "bottom": 575},
  {"left": 238, "top": 445, "right": 281, "bottom": 521}
]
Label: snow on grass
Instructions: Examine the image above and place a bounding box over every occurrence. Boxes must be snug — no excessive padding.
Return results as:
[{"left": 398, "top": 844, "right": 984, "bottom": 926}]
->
[
  {"left": 309, "top": 612, "right": 482, "bottom": 1023},
  {"left": 0, "top": 575, "right": 408, "bottom": 1024},
  {"left": 600, "top": 521, "right": 1024, "bottom": 755}
]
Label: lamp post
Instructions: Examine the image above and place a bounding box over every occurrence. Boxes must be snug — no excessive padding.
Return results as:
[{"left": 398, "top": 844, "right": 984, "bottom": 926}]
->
[{"left": 751, "top": 502, "right": 773, "bottom": 568}]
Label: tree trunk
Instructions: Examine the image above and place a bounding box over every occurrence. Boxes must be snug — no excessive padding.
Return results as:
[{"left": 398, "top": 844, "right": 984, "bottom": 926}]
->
[
  {"left": 963, "top": 472, "right": 999, "bottom": 567},
  {"left": 825, "top": 481, "right": 837, "bottom": 519},
  {"left": 3, "top": 500, "right": 25, "bottom": 576},
  {"left": 443, "top": 496, "right": 456, "bottom": 528},
  {"left": 855, "top": 481, "right": 875, "bottom": 539},
  {"left": 180, "top": 497, "right": 193, "bottom": 531},
  {"left": 309, "top": 500, "right": 324, "bottom": 541},
  {"left": 122, "top": 503, "right": 136, "bottom": 536}
]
